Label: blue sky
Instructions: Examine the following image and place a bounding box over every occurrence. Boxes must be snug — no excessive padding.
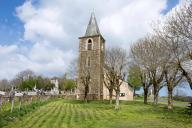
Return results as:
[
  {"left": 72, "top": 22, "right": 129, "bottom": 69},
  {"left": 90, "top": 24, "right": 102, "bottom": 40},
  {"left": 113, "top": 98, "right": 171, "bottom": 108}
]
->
[
  {"left": 137, "top": 82, "right": 192, "bottom": 96},
  {"left": 162, "top": 0, "right": 180, "bottom": 13},
  {"left": 0, "top": 0, "right": 25, "bottom": 44}
]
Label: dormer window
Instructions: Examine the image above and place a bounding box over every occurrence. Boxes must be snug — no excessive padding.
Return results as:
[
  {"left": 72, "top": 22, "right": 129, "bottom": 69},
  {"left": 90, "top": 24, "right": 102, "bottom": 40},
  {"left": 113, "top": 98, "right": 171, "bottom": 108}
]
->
[{"left": 87, "top": 39, "right": 92, "bottom": 50}]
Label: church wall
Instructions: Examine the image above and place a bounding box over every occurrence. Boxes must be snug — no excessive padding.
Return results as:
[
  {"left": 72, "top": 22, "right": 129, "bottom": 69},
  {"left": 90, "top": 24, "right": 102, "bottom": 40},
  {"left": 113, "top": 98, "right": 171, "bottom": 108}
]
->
[{"left": 103, "top": 81, "right": 133, "bottom": 101}]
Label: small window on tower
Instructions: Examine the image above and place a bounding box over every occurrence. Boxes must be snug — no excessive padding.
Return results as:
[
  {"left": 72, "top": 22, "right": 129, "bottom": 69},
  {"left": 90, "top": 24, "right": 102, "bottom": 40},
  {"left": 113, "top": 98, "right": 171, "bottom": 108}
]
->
[
  {"left": 87, "top": 39, "right": 92, "bottom": 50},
  {"left": 87, "top": 57, "right": 91, "bottom": 67}
]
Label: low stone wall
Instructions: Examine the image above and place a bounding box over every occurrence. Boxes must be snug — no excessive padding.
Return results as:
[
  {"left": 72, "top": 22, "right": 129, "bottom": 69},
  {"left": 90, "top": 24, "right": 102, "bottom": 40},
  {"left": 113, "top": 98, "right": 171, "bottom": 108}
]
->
[
  {"left": 173, "top": 96, "right": 192, "bottom": 102},
  {"left": 76, "top": 94, "right": 102, "bottom": 100},
  {"left": 58, "top": 94, "right": 76, "bottom": 100}
]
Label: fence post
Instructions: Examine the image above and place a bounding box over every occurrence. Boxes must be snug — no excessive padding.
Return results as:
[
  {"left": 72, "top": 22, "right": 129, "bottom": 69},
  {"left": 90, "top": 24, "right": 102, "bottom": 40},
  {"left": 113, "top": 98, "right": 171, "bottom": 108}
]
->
[
  {"left": 30, "top": 96, "right": 33, "bottom": 104},
  {"left": 11, "top": 96, "right": 14, "bottom": 113},
  {"left": 0, "top": 95, "right": 2, "bottom": 112},
  {"left": 19, "top": 96, "right": 22, "bottom": 111},
  {"left": 10, "top": 90, "right": 15, "bottom": 113}
]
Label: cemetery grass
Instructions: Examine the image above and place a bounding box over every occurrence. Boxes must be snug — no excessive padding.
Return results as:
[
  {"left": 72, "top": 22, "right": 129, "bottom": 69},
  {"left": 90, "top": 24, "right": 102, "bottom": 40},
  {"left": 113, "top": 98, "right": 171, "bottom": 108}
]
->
[
  {"left": 2, "top": 99, "right": 192, "bottom": 128},
  {"left": 0, "top": 99, "right": 53, "bottom": 128}
]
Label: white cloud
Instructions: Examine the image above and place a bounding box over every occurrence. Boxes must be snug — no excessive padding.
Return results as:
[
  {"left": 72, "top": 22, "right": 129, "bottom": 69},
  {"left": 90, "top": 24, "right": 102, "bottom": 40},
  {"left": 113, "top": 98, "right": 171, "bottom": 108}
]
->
[
  {"left": 28, "top": 42, "right": 75, "bottom": 75},
  {"left": 0, "top": 45, "right": 30, "bottom": 79},
  {"left": 100, "top": 0, "right": 166, "bottom": 47},
  {"left": 0, "top": 43, "right": 75, "bottom": 79},
  {"left": 0, "top": 45, "right": 18, "bottom": 55},
  {"left": 0, "top": 0, "right": 178, "bottom": 79},
  {"left": 17, "top": 1, "right": 67, "bottom": 43}
]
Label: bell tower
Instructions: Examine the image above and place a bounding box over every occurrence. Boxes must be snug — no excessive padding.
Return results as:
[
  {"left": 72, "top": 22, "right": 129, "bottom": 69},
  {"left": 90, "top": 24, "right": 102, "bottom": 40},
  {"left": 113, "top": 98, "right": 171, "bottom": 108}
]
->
[{"left": 77, "top": 12, "right": 105, "bottom": 100}]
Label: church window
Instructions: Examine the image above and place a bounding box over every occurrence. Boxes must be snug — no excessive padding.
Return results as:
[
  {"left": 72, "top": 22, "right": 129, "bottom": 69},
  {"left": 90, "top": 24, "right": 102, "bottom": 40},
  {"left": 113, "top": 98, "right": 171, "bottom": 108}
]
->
[
  {"left": 87, "top": 39, "right": 92, "bottom": 50},
  {"left": 120, "top": 93, "right": 125, "bottom": 97},
  {"left": 87, "top": 57, "right": 91, "bottom": 67}
]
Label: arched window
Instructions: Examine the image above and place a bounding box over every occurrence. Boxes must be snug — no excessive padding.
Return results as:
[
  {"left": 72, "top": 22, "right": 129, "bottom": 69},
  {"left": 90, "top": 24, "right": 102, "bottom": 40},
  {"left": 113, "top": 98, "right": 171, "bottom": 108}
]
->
[{"left": 87, "top": 39, "right": 92, "bottom": 50}]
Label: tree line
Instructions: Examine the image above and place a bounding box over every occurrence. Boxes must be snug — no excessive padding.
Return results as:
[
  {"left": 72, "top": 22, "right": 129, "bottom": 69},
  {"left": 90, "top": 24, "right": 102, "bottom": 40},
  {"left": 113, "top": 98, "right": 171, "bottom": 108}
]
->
[
  {"left": 129, "top": 1, "right": 192, "bottom": 110},
  {"left": 0, "top": 69, "right": 76, "bottom": 93}
]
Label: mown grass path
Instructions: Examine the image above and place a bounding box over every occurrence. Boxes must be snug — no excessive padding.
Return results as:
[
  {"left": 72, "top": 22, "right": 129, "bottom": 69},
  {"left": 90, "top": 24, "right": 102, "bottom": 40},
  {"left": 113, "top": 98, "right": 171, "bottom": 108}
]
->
[{"left": 3, "top": 99, "right": 192, "bottom": 128}]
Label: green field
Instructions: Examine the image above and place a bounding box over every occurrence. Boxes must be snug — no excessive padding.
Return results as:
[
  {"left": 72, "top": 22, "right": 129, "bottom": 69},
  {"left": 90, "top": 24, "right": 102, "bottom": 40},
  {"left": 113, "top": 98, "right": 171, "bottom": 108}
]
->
[{"left": 2, "top": 99, "right": 192, "bottom": 128}]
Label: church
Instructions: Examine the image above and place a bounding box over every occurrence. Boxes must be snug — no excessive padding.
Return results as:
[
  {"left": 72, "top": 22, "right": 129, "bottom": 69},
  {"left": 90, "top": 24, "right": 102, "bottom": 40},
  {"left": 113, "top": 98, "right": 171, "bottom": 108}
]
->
[{"left": 77, "top": 13, "right": 133, "bottom": 101}]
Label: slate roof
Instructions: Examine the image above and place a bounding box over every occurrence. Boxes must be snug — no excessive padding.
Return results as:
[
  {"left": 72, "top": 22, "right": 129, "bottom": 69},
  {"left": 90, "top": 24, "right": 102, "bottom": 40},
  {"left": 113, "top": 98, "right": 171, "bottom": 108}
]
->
[{"left": 85, "top": 12, "right": 101, "bottom": 37}]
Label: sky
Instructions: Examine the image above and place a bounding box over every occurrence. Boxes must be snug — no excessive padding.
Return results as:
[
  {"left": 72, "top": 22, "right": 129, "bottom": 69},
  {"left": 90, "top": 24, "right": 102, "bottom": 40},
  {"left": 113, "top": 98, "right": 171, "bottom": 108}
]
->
[{"left": 0, "top": 0, "right": 183, "bottom": 80}]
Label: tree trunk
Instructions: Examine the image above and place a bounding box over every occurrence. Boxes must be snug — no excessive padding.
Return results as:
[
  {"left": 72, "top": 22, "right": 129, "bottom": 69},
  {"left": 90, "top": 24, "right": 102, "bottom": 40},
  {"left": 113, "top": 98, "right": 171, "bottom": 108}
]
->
[
  {"left": 84, "top": 94, "right": 88, "bottom": 103},
  {"left": 84, "top": 85, "right": 89, "bottom": 103},
  {"left": 109, "top": 88, "right": 113, "bottom": 104},
  {"left": 168, "top": 86, "right": 173, "bottom": 110},
  {"left": 11, "top": 97, "right": 14, "bottom": 113},
  {"left": 133, "top": 87, "right": 136, "bottom": 96},
  {"left": 153, "top": 87, "right": 159, "bottom": 105},
  {"left": 115, "top": 91, "right": 120, "bottom": 110},
  {"left": 143, "top": 87, "right": 148, "bottom": 104},
  {"left": 153, "top": 85, "right": 159, "bottom": 105},
  {"left": 153, "top": 92, "right": 159, "bottom": 105}
]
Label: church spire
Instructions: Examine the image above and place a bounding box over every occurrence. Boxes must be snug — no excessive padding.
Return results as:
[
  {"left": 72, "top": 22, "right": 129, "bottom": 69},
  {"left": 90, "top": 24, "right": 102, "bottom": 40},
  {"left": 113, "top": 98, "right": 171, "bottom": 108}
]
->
[{"left": 85, "top": 12, "right": 101, "bottom": 37}]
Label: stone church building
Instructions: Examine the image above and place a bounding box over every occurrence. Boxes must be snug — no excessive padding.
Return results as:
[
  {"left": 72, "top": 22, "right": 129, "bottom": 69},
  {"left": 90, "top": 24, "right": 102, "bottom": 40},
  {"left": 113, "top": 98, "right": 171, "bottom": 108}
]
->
[{"left": 77, "top": 13, "right": 133, "bottom": 101}]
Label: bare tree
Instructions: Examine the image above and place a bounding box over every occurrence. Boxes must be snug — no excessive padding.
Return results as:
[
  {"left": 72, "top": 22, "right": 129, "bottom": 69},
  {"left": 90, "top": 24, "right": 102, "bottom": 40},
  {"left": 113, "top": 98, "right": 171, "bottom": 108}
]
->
[
  {"left": 130, "top": 41, "right": 152, "bottom": 104},
  {"left": 164, "top": 1, "right": 192, "bottom": 89},
  {"left": 16, "top": 69, "right": 35, "bottom": 81},
  {"left": 79, "top": 63, "right": 91, "bottom": 103},
  {"left": 139, "top": 68, "right": 152, "bottom": 104},
  {"left": 11, "top": 69, "right": 35, "bottom": 88},
  {"left": 0, "top": 79, "right": 11, "bottom": 91},
  {"left": 105, "top": 48, "right": 128, "bottom": 109},
  {"left": 131, "top": 36, "right": 168, "bottom": 104},
  {"left": 127, "top": 63, "right": 151, "bottom": 104},
  {"left": 67, "top": 58, "right": 78, "bottom": 79},
  {"left": 151, "top": 2, "right": 192, "bottom": 108},
  {"left": 164, "top": 66, "right": 182, "bottom": 110},
  {"left": 103, "top": 65, "right": 115, "bottom": 104}
]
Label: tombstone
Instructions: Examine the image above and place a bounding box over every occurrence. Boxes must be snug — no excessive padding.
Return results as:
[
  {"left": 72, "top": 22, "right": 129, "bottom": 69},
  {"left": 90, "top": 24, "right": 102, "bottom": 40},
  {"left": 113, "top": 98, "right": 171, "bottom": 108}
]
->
[
  {"left": 27, "top": 91, "right": 37, "bottom": 96},
  {"left": 15, "top": 92, "right": 23, "bottom": 97},
  {"left": 33, "top": 84, "right": 37, "bottom": 92},
  {"left": 0, "top": 91, "right": 5, "bottom": 110},
  {"left": 0, "top": 94, "right": 3, "bottom": 111},
  {"left": 15, "top": 92, "right": 23, "bottom": 110},
  {"left": 0, "top": 91, "right": 5, "bottom": 96},
  {"left": 76, "top": 94, "right": 79, "bottom": 100}
]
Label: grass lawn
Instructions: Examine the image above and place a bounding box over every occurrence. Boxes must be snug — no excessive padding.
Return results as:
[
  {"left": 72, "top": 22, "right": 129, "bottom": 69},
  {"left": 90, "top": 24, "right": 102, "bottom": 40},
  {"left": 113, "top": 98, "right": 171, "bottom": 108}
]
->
[{"left": 2, "top": 99, "right": 192, "bottom": 128}]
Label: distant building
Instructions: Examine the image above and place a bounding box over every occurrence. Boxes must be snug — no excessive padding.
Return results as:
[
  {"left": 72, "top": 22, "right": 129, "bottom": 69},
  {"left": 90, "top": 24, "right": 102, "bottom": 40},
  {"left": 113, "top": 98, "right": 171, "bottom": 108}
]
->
[
  {"left": 77, "top": 13, "right": 133, "bottom": 100},
  {"left": 50, "top": 78, "right": 59, "bottom": 95}
]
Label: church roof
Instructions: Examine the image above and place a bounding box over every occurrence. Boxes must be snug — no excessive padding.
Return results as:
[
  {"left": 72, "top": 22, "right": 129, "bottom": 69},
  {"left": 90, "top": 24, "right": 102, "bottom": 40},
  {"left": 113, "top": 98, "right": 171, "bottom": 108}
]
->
[{"left": 85, "top": 12, "right": 101, "bottom": 37}]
